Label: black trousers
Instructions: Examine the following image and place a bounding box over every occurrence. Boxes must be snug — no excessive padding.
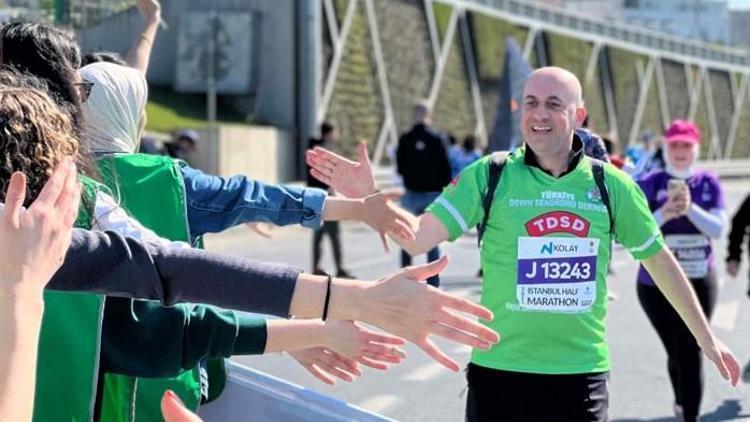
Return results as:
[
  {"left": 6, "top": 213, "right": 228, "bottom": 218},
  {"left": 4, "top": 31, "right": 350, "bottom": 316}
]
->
[
  {"left": 637, "top": 271, "right": 718, "bottom": 422},
  {"left": 465, "top": 363, "right": 609, "bottom": 422},
  {"left": 312, "top": 221, "right": 342, "bottom": 271}
]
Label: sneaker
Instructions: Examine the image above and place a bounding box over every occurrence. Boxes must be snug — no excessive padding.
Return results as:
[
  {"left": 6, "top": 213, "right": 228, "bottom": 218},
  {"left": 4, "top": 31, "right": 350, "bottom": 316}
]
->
[
  {"left": 313, "top": 268, "right": 328, "bottom": 276},
  {"left": 336, "top": 269, "right": 355, "bottom": 279}
]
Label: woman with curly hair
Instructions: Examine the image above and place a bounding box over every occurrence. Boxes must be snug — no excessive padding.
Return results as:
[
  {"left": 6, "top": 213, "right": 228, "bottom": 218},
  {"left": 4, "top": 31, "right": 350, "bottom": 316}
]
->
[
  {"left": 0, "top": 158, "right": 80, "bottom": 422},
  {"left": 0, "top": 70, "right": 117, "bottom": 421}
]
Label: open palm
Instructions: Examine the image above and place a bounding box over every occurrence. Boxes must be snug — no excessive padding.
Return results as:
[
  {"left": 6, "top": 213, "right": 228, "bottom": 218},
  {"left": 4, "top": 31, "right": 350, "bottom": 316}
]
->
[{"left": 306, "top": 140, "right": 377, "bottom": 198}]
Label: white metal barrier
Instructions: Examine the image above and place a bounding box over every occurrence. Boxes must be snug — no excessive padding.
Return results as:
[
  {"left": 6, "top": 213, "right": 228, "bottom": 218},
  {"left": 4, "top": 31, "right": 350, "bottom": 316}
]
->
[
  {"left": 700, "top": 159, "right": 750, "bottom": 179},
  {"left": 197, "top": 361, "right": 395, "bottom": 422}
]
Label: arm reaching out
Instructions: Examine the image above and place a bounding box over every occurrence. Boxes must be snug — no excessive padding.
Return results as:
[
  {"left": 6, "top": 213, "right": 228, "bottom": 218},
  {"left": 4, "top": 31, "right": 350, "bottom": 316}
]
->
[
  {"left": 266, "top": 320, "right": 406, "bottom": 385},
  {"left": 289, "top": 256, "right": 499, "bottom": 371},
  {"left": 264, "top": 319, "right": 405, "bottom": 362},
  {"left": 288, "top": 348, "right": 362, "bottom": 385},
  {"left": 642, "top": 247, "right": 740, "bottom": 386}
]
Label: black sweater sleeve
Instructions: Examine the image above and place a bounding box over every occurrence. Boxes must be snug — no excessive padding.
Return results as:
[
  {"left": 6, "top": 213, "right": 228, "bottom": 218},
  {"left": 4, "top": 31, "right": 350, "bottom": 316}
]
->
[
  {"left": 47, "top": 229, "right": 301, "bottom": 317},
  {"left": 727, "top": 194, "right": 750, "bottom": 262}
]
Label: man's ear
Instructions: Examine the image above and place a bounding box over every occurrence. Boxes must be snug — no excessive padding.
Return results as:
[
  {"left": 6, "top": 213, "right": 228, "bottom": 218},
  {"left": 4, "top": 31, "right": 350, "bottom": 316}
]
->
[{"left": 575, "top": 106, "right": 588, "bottom": 128}]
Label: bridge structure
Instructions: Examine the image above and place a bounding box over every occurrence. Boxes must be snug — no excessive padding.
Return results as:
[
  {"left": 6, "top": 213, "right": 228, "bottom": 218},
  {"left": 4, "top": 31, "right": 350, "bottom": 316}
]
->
[{"left": 317, "top": 0, "right": 750, "bottom": 168}]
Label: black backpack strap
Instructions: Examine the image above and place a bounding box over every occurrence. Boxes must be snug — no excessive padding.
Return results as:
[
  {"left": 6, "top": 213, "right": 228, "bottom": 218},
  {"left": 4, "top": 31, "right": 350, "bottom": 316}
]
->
[
  {"left": 590, "top": 158, "right": 614, "bottom": 233},
  {"left": 478, "top": 152, "right": 508, "bottom": 247}
]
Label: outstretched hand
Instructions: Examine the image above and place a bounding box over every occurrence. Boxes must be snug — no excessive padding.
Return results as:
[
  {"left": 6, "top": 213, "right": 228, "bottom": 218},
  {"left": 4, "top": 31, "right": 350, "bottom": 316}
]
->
[
  {"left": 360, "top": 192, "right": 417, "bottom": 249},
  {"left": 358, "top": 256, "right": 499, "bottom": 371},
  {"left": 323, "top": 320, "right": 405, "bottom": 366},
  {"left": 306, "top": 141, "right": 377, "bottom": 199},
  {"left": 288, "top": 347, "right": 362, "bottom": 385}
]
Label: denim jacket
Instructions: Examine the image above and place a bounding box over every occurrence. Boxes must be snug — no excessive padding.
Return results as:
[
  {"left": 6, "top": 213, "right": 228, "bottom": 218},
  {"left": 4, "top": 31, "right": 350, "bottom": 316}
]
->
[{"left": 181, "top": 165, "right": 326, "bottom": 239}]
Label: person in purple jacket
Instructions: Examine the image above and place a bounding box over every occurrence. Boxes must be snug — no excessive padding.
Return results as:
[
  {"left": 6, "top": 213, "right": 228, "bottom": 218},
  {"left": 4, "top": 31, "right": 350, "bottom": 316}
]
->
[{"left": 635, "top": 120, "right": 727, "bottom": 422}]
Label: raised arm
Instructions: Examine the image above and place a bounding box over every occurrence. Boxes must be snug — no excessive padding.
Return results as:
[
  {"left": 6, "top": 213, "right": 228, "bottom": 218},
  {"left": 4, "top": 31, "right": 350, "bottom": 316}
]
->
[
  {"left": 0, "top": 161, "right": 80, "bottom": 421},
  {"left": 308, "top": 140, "right": 442, "bottom": 248},
  {"left": 306, "top": 140, "right": 378, "bottom": 198},
  {"left": 126, "top": 0, "right": 163, "bottom": 74}
]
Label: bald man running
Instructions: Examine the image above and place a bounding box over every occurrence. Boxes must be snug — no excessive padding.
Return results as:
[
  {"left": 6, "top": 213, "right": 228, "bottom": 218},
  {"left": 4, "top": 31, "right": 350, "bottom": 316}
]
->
[{"left": 305, "top": 67, "right": 740, "bottom": 421}]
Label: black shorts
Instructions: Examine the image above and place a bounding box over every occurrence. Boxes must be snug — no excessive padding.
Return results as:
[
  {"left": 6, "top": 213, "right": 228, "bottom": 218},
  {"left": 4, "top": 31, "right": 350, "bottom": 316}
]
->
[{"left": 465, "top": 363, "right": 609, "bottom": 422}]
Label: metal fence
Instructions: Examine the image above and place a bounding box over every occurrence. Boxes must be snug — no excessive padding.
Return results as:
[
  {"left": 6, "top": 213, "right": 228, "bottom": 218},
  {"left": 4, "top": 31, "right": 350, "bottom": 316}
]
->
[
  {"left": 318, "top": 0, "right": 750, "bottom": 166},
  {"left": 468, "top": 0, "right": 750, "bottom": 69}
]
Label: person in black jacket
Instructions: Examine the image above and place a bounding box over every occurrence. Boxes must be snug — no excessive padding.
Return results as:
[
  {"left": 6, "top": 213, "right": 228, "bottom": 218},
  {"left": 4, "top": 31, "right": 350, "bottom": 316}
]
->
[
  {"left": 726, "top": 193, "right": 750, "bottom": 289},
  {"left": 726, "top": 192, "right": 750, "bottom": 381},
  {"left": 396, "top": 101, "right": 452, "bottom": 287},
  {"left": 307, "top": 122, "right": 353, "bottom": 277}
]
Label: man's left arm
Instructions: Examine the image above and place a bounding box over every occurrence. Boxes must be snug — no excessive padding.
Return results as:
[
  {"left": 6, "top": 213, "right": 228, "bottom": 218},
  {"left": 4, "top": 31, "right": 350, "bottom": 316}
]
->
[
  {"left": 641, "top": 242, "right": 740, "bottom": 385},
  {"left": 612, "top": 171, "right": 740, "bottom": 385}
]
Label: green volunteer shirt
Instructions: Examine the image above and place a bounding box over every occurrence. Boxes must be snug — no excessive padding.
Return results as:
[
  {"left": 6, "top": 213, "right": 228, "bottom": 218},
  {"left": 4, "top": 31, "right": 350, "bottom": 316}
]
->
[{"left": 428, "top": 146, "right": 664, "bottom": 374}]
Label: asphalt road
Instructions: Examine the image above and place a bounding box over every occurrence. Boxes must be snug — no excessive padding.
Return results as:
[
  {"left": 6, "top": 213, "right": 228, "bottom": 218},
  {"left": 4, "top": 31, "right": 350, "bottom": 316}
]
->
[{"left": 203, "top": 179, "right": 750, "bottom": 421}]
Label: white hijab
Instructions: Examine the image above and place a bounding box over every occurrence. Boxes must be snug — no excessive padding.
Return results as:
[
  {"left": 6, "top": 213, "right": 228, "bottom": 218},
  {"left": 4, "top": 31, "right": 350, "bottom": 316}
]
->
[{"left": 80, "top": 62, "right": 148, "bottom": 154}]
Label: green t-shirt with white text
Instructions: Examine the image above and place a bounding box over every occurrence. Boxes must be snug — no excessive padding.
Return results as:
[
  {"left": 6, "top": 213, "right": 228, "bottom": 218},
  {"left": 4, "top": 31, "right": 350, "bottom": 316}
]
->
[{"left": 428, "top": 147, "right": 663, "bottom": 374}]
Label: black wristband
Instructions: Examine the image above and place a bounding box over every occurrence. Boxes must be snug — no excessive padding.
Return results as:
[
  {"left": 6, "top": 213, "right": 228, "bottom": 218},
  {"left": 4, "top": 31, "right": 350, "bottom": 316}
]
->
[{"left": 322, "top": 274, "right": 333, "bottom": 321}]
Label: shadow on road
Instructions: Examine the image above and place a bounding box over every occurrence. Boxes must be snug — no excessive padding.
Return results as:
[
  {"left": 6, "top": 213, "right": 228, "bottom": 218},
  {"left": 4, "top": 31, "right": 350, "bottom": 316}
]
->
[{"left": 612, "top": 399, "right": 747, "bottom": 422}]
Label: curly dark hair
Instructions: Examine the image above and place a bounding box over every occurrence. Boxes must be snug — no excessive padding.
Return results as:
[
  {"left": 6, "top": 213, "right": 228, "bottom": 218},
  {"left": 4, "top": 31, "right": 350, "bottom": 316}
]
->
[
  {"left": 0, "top": 22, "right": 82, "bottom": 127},
  {"left": 0, "top": 72, "right": 79, "bottom": 206},
  {"left": 0, "top": 22, "right": 100, "bottom": 180}
]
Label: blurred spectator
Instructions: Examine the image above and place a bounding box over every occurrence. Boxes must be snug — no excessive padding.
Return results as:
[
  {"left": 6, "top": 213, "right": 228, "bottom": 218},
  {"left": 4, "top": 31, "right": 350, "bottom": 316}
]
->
[
  {"left": 165, "top": 129, "right": 199, "bottom": 162},
  {"left": 602, "top": 137, "right": 626, "bottom": 170},
  {"left": 626, "top": 129, "right": 665, "bottom": 178},
  {"left": 450, "top": 134, "right": 482, "bottom": 178},
  {"left": 306, "top": 121, "right": 353, "bottom": 278},
  {"left": 139, "top": 134, "right": 164, "bottom": 155},
  {"left": 396, "top": 100, "right": 451, "bottom": 287},
  {"left": 447, "top": 133, "right": 457, "bottom": 147},
  {"left": 575, "top": 128, "right": 609, "bottom": 163}
]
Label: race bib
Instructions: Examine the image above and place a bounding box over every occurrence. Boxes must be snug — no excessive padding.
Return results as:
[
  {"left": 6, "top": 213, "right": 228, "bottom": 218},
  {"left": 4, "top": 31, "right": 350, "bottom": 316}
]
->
[
  {"left": 665, "top": 234, "right": 710, "bottom": 278},
  {"left": 516, "top": 237, "right": 599, "bottom": 312}
]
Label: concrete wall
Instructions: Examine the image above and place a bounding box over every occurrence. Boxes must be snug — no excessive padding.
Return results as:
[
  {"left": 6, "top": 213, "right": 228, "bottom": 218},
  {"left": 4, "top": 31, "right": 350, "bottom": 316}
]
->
[
  {"left": 76, "top": 0, "right": 298, "bottom": 132},
  {"left": 189, "top": 125, "right": 295, "bottom": 184}
]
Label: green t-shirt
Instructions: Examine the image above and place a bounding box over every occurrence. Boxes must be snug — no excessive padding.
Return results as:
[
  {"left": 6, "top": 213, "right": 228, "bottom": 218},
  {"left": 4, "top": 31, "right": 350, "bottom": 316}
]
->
[{"left": 428, "top": 148, "right": 664, "bottom": 374}]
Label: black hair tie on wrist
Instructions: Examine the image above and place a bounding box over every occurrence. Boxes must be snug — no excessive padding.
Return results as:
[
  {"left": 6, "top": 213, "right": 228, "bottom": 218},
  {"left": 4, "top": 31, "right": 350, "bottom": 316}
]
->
[{"left": 322, "top": 274, "right": 333, "bottom": 321}]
